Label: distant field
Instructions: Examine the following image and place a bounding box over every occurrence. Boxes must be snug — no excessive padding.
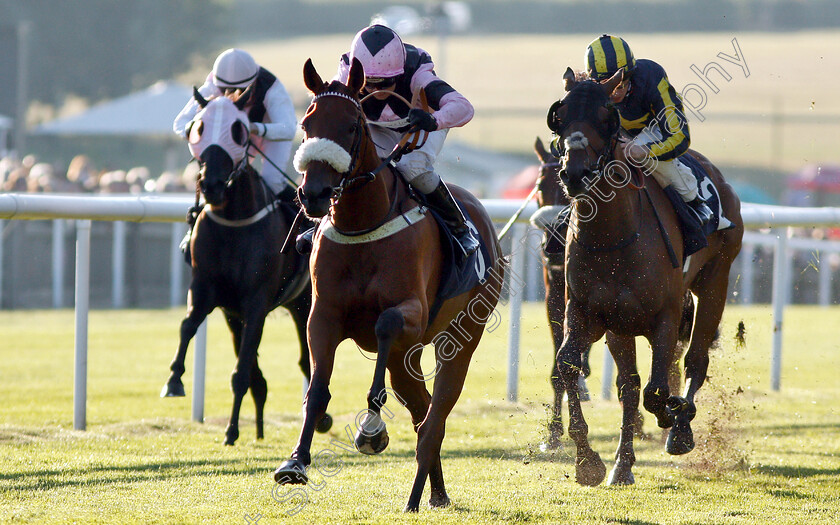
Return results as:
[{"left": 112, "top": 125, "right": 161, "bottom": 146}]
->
[{"left": 1, "top": 305, "right": 838, "bottom": 523}]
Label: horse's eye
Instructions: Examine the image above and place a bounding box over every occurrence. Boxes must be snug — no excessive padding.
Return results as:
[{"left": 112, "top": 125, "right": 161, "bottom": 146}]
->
[{"left": 231, "top": 121, "right": 248, "bottom": 146}]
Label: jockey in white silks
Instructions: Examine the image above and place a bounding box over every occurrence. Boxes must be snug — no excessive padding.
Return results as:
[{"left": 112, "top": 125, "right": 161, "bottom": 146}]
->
[{"left": 174, "top": 48, "right": 298, "bottom": 201}]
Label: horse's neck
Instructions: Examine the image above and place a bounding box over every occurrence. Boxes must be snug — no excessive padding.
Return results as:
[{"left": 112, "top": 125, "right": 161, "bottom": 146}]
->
[
  {"left": 212, "top": 171, "right": 269, "bottom": 220},
  {"left": 571, "top": 179, "right": 640, "bottom": 245},
  {"left": 331, "top": 169, "right": 399, "bottom": 231}
]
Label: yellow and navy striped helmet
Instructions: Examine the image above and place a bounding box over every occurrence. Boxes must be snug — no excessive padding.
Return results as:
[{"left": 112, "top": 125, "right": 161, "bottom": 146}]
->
[{"left": 585, "top": 34, "right": 635, "bottom": 82}]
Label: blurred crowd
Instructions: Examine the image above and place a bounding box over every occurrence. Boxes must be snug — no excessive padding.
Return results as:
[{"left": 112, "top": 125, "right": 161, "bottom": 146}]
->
[{"left": 0, "top": 154, "right": 197, "bottom": 194}]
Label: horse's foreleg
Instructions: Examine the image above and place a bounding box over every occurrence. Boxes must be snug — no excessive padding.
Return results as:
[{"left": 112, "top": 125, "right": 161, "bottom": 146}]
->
[
  {"left": 286, "top": 290, "right": 332, "bottom": 433},
  {"left": 558, "top": 301, "right": 606, "bottom": 486},
  {"left": 161, "top": 283, "right": 215, "bottom": 397},
  {"left": 544, "top": 266, "right": 566, "bottom": 448},
  {"left": 354, "top": 307, "right": 408, "bottom": 455},
  {"left": 275, "top": 311, "right": 341, "bottom": 485},
  {"left": 605, "top": 332, "right": 639, "bottom": 485}
]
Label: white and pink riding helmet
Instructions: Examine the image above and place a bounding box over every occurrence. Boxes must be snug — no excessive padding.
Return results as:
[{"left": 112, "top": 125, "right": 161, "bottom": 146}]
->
[
  {"left": 212, "top": 48, "right": 259, "bottom": 90},
  {"left": 349, "top": 24, "right": 406, "bottom": 80}
]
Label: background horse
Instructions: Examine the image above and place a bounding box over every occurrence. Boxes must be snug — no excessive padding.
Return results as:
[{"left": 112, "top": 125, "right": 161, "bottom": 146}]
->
[
  {"left": 273, "top": 58, "right": 504, "bottom": 512},
  {"left": 548, "top": 68, "right": 743, "bottom": 486},
  {"left": 161, "top": 89, "right": 330, "bottom": 445}
]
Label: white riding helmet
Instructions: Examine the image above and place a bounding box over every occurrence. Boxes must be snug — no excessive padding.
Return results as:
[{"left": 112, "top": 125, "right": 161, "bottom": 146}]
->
[
  {"left": 212, "top": 48, "right": 259, "bottom": 89},
  {"left": 349, "top": 24, "right": 406, "bottom": 79}
]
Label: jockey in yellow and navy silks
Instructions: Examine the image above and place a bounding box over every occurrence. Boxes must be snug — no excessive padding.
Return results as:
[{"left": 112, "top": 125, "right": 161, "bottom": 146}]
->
[
  {"left": 586, "top": 35, "right": 713, "bottom": 225},
  {"left": 335, "top": 24, "right": 479, "bottom": 257}
]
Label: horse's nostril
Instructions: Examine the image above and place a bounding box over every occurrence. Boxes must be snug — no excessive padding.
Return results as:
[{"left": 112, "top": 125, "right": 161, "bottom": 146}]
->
[{"left": 317, "top": 187, "right": 333, "bottom": 201}]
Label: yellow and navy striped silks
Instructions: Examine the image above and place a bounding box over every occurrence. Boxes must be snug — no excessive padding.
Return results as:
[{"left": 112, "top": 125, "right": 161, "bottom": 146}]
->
[
  {"left": 615, "top": 59, "right": 690, "bottom": 161},
  {"left": 586, "top": 35, "right": 636, "bottom": 81}
]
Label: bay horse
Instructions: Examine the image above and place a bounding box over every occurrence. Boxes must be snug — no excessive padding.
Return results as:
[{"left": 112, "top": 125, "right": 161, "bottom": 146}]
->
[
  {"left": 273, "top": 58, "right": 504, "bottom": 512},
  {"left": 533, "top": 137, "right": 694, "bottom": 448},
  {"left": 548, "top": 68, "right": 743, "bottom": 486},
  {"left": 161, "top": 89, "right": 331, "bottom": 445}
]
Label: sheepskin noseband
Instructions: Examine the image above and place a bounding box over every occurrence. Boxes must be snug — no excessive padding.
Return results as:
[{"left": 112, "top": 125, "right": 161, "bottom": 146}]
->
[{"left": 293, "top": 137, "right": 352, "bottom": 174}]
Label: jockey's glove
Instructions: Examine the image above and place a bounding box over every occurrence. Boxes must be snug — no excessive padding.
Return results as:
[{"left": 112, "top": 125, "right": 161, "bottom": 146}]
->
[
  {"left": 249, "top": 122, "right": 267, "bottom": 137},
  {"left": 408, "top": 109, "right": 438, "bottom": 132}
]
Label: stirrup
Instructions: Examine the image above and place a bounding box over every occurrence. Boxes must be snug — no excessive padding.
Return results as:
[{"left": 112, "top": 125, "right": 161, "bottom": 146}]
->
[
  {"left": 454, "top": 229, "right": 480, "bottom": 258},
  {"left": 687, "top": 197, "right": 712, "bottom": 226},
  {"left": 295, "top": 227, "right": 316, "bottom": 255}
]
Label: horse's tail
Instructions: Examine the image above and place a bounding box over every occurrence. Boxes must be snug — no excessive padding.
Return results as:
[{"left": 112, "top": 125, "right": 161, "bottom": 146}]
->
[{"left": 677, "top": 291, "right": 721, "bottom": 348}]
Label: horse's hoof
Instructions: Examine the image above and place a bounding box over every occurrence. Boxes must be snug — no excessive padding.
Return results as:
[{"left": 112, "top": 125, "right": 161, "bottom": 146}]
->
[
  {"left": 274, "top": 459, "right": 308, "bottom": 485},
  {"left": 160, "top": 381, "right": 185, "bottom": 397},
  {"left": 403, "top": 502, "right": 420, "bottom": 513},
  {"left": 355, "top": 413, "right": 389, "bottom": 455},
  {"left": 430, "top": 492, "right": 451, "bottom": 508},
  {"left": 355, "top": 426, "right": 389, "bottom": 455},
  {"left": 607, "top": 464, "right": 635, "bottom": 486},
  {"left": 315, "top": 413, "right": 333, "bottom": 433},
  {"left": 575, "top": 449, "right": 606, "bottom": 486},
  {"left": 224, "top": 426, "right": 238, "bottom": 446},
  {"left": 547, "top": 419, "right": 564, "bottom": 449},
  {"left": 666, "top": 396, "right": 696, "bottom": 421},
  {"left": 666, "top": 421, "right": 695, "bottom": 455}
]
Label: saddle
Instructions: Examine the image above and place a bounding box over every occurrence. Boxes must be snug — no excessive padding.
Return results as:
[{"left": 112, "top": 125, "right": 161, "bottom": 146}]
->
[{"left": 660, "top": 154, "right": 733, "bottom": 259}]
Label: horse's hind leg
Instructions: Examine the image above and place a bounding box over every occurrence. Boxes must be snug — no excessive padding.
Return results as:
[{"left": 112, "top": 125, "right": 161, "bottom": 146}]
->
[
  {"left": 225, "top": 303, "right": 268, "bottom": 446},
  {"left": 405, "top": 330, "right": 480, "bottom": 512},
  {"left": 250, "top": 359, "right": 267, "bottom": 440},
  {"left": 386, "top": 351, "right": 439, "bottom": 509},
  {"left": 162, "top": 282, "right": 215, "bottom": 397},
  {"left": 668, "top": 261, "right": 732, "bottom": 455},
  {"left": 604, "top": 333, "right": 640, "bottom": 485}
]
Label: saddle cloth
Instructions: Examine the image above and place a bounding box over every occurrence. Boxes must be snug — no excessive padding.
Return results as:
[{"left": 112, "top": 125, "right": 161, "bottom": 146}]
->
[{"left": 426, "top": 201, "right": 492, "bottom": 327}]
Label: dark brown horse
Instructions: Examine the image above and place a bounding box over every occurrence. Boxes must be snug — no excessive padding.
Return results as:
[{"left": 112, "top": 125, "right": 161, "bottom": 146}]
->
[
  {"left": 273, "top": 58, "right": 504, "bottom": 512},
  {"left": 548, "top": 68, "right": 743, "bottom": 486},
  {"left": 161, "top": 90, "right": 330, "bottom": 445}
]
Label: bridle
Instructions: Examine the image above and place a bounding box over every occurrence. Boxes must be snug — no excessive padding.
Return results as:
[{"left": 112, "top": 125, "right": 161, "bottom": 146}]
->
[{"left": 303, "top": 90, "right": 406, "bottom": 236}]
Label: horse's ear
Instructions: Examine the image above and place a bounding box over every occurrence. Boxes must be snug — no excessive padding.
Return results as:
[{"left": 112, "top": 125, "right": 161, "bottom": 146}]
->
[
  {"left": 347, "top": 57, "right": 365, "bottom": 94},
  {"left": 233, "top": 84, "right": 254, "bottom": 111},
  {"left": 600, "top": 68, "right": 624, "bottom": 97},
  {"left": 563, "top": 67, "right": 577, "bottom": 92},
  {"left": 193, "top": 86, "right": 208, "bottom": 108},
  {"left": 303, "top": 58, "right": 325, "bottom": 95},
  {"left": 534, "top": 136, "right": 550, "bottom": 163}
]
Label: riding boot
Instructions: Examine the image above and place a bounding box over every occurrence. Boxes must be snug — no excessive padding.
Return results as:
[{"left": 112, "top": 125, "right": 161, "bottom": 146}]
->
[
  {"left": 180, "top": 204, "right": 204, "bottom": 265},
  {"left": 423, "top": 180, "right": 479, "bottom": 258},
  {"left": 686, "top": 195, "right": 713, "bottom": 226}
]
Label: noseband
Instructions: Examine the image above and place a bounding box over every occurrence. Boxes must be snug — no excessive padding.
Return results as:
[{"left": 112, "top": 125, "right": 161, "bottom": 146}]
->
[{"left": 300, "top": 91, "right": 375, "bottom": 204}]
